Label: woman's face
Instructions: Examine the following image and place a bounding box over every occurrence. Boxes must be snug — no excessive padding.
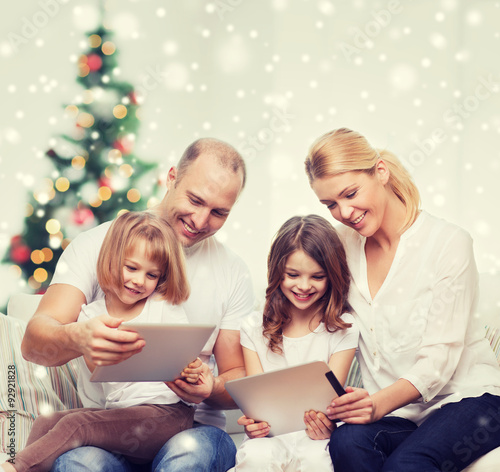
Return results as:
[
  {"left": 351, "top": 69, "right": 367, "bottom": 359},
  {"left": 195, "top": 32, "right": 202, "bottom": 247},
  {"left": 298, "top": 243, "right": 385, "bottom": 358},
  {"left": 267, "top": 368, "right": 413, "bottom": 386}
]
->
[{"left": 311, "top": 166, "right": 389, "bottom": 238}]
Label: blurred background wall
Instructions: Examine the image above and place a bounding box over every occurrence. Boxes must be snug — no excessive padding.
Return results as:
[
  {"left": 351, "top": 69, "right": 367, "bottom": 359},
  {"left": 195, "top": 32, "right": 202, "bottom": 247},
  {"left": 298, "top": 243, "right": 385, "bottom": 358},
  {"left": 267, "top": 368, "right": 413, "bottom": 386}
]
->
[{"left": 1, "top": 0, "right": 499, "bottom": 307}]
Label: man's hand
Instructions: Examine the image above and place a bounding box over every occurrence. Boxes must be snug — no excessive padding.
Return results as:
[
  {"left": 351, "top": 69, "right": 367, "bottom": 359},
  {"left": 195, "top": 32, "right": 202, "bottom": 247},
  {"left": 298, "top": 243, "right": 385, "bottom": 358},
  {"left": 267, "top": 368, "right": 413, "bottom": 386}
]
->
[
  {"left": 237, "top": 415, "right": 270, "bottom": 439},
  {"left": 304, "top": 410, "right": 335, "bottom": 440},
  {"left": 22, "top": 285, "right": 146, "bottom": 367},
  {"left": 75, "top": 315, "right": 145, "bottom": 366},
  {"left": 166, "top": 361, "right": 214, "bottom": 404}
]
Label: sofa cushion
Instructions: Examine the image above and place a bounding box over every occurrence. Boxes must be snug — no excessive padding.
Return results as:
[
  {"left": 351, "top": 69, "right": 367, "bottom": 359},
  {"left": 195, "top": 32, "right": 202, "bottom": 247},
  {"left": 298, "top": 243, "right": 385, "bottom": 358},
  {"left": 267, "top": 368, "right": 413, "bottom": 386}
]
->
[{"left": 0, "top": 314, "right": 81, "bottom": 455}]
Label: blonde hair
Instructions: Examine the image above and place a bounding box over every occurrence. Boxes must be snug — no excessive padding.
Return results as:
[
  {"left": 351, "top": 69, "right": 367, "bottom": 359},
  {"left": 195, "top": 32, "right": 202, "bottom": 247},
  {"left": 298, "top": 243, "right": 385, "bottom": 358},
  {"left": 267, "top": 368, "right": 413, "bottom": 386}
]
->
[
  {"left": 97, "top": 211, "right": 190, "bottom": 305},
  {"left": 305, "top": 127, "right": 421, "bottom": 232}
]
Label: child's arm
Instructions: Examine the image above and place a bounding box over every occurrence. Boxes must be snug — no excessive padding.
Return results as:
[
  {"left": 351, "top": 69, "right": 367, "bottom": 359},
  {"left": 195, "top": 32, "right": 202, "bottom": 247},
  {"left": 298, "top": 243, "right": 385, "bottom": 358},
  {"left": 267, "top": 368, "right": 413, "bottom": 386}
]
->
[
  {"left": 328, "top": 347, "right": 356, "bottom": 386},
  {"left": 180, "top": 357, "right": 203, "bottom": 384},
  {"left": 237, "top": 347, "right": 271, "bottom": 438},
  {"left": 304, "top": 348, "right": 356, "bottom": 440},
  {"left": 243, "top": 346, "right": 264, "bottom": 376}
]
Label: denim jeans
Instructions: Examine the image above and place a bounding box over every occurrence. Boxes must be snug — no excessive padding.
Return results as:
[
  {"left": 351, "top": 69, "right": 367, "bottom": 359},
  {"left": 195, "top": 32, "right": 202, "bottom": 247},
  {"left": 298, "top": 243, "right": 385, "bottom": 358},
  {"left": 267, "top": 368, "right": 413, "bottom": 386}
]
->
[
  {"left": 329, "top": 393, "right": 500, "bottom": 472},
  {"left": 51, "top": 423, "right": 237, "bottom": 472}
]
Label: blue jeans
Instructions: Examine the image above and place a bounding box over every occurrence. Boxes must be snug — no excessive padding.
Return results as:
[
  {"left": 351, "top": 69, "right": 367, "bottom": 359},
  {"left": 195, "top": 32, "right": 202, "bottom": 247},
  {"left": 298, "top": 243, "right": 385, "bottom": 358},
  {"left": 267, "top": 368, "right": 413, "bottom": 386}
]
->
[
  {"left": 51, "top": 423, "right": 237, "bottom": 472},
  {"left": 330, "top": 393, "right": 500, "bottom": 472}
]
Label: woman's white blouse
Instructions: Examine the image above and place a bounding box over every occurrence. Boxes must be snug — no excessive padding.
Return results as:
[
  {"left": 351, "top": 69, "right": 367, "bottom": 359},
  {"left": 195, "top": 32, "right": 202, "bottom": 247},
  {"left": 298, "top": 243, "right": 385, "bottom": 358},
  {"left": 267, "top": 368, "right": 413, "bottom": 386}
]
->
[{"left": 338, "top": 211, "right": 500, "bottom": 425}]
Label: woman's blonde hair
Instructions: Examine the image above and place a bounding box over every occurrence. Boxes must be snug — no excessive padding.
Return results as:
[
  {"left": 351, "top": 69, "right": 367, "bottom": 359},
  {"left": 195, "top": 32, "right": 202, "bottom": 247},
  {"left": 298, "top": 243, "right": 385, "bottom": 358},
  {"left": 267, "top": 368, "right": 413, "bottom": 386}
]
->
[
  {"left": 97, "top": 211, "right": 190, "bottom": 305},
  {"left": 305, "top": 128, "right": 421, "bottom": 232}
]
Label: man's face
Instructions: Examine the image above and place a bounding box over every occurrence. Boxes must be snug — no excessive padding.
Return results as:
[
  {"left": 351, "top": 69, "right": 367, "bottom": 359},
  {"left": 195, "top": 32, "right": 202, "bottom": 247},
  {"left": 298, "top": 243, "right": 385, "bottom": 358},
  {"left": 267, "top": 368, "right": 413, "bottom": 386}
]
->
[{"left": 162, "top": 154, "right": 243, "bottom": 247}]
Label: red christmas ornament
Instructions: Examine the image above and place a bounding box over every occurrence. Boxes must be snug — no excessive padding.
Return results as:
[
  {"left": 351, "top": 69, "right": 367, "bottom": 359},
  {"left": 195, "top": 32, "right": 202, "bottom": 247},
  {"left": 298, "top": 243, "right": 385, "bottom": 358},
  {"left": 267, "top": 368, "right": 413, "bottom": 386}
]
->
[
  {"left": 72, "top": 207, "right": 95, "bottom": 226},
  {"left": 87, "top": 54, "right": 103, "bottom": 72},
  {"left": 128, "top": 91, "right": 139, "bottom": 106},
  {"left": 10, "top": 235, "right": 22, "bottom": 246},
  {"left": 11, "top": 244, "right": 31, "bottom": 264},
  {"left": 113, "top": 136, "right": 134, "bottom": 155},
  {"left": 98, "top": 176, "right": 112, "bottom": 188}
]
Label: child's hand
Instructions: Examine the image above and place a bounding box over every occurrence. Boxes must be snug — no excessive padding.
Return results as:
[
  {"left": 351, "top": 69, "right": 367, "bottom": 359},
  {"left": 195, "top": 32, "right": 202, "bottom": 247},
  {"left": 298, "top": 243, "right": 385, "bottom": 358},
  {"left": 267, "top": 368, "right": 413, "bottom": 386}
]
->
[
  {"left": 304, "top": 410, "right": 336, "bottom": 440},
  {"left": 237, "top": 415, "right": 270, "bottom": 439},
  {"left": 180, "top": 357, "right": 202, "bottom": 384}
]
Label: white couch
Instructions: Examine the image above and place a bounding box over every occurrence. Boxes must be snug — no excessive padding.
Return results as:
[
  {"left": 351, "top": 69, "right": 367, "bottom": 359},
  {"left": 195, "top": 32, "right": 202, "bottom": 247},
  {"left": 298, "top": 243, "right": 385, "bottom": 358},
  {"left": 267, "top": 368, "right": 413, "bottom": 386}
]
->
[{"left": 1, "top": 291, "right": 500, "bottom": 470}]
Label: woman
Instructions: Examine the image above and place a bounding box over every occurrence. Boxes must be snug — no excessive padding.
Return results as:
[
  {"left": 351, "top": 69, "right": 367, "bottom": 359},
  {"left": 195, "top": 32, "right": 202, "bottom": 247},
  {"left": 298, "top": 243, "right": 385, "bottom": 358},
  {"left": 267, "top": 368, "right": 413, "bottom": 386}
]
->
[{"left": 304, "top": 127, "right": 500, "bottom": 471}]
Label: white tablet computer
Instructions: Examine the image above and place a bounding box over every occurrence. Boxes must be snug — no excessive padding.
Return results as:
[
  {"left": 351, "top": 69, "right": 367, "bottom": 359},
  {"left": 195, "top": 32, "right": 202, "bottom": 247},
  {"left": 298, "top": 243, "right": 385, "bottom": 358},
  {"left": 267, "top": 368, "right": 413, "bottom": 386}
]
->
[
  {"left": 225, "top": 361, "right": 345, "bottom": 437},
  {"left": 90, "top": 323, "right": 216, "bottom": 382}
]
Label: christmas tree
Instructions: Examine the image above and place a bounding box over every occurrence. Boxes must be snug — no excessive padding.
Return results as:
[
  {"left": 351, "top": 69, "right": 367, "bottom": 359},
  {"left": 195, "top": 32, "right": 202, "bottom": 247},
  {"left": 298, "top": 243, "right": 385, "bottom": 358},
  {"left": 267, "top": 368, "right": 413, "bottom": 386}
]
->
[{"left": 2, "top": 23, "right": 158, "bottom": 307}]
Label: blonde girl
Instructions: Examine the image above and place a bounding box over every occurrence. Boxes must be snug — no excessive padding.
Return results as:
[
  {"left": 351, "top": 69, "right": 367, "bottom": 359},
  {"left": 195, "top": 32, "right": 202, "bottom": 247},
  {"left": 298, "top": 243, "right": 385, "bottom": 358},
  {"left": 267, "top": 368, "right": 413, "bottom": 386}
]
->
[{"left": 2, "top": 211, "right": 199, "bottom": 472}]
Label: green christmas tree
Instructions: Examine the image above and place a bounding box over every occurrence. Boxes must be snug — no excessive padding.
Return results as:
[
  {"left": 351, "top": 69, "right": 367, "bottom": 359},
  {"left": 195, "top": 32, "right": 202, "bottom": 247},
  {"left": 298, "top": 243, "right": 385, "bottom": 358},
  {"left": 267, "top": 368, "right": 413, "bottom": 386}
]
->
[{"left": 2, "top": 23, "right": 158, "bottom": 303}]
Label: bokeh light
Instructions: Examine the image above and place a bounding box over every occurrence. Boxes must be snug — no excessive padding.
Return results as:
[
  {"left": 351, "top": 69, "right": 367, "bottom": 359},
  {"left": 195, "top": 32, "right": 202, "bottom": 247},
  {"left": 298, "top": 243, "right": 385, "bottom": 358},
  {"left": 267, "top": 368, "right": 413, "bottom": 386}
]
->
[
  {"left": 46, "top": 219, "right": 61, "bottom": 235},
  {"left": 113, "top": 105, "right": 127, "bottom": 119},
  {"left": 127, "top": 189, "right": 141, "bottom": 203}
]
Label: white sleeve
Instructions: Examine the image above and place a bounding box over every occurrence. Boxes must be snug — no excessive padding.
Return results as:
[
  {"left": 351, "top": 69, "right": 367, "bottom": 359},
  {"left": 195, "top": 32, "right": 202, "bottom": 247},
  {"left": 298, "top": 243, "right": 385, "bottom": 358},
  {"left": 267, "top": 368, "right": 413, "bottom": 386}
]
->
[
  {"left": 50, "top": 222, "right": 110, "bottom": 303},
  {"left": 239, "top": 312, "right": 263, "bottom": 352},
  {"left": 219, "top": 254, "right": 255, "bottom": 331},
  {"left": 329, "top": 313, "right": 359, "bottom": 355},
  {"left": 402, "top": 227, "right": 479, "bottom": 402}
]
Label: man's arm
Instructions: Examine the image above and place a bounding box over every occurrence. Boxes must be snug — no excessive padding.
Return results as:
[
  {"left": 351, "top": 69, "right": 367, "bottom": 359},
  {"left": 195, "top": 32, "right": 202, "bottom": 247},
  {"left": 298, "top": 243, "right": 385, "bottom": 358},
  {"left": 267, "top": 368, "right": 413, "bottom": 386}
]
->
[
  {"left": 22, "top": 284, "right": 87, "bottom": 366},
  {"left": 22, "top": 284, "right": 145, "bottom": 367},
  {"left": 205, "top": 328, "right": 245, "bottom": 409}
]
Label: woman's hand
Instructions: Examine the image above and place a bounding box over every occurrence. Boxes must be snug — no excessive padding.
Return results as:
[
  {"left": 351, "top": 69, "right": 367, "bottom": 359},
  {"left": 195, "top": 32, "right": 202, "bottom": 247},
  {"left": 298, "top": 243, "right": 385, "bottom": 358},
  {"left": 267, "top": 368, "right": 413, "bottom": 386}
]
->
[
  {"left": 180, "top": 357, "right": 203, "bottom": 384},
  {"left": 237, "top": 415, "right": 270, "bottom": 439},
  {"left": 326, "top": 387, "right": 376, "bottom": 424},
  {"left": 304, "top": 410, "right": 335, "bottom": 440}
]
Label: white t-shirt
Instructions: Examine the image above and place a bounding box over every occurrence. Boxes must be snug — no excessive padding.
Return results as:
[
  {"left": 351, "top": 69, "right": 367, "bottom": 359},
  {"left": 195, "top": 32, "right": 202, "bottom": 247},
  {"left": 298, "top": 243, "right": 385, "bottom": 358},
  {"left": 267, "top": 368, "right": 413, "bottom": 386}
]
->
[
  {"left": 51, "top": 221, "right": 255, "bottom": 428},
  {"left": 76, "top": 297, "right": 187, "bottom": 410},
  {"left": 338, "top": 211, "right": 500, "bottom": 425},
  {"left": 240, "top": 311, "right": 358, "bottom": 372}
]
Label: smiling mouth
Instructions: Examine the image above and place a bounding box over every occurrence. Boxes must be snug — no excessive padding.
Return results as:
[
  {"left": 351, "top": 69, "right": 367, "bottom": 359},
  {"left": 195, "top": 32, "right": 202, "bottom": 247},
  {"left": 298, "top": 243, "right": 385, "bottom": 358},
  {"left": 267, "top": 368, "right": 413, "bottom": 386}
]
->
[
  {"left": 292, "top": 292, "right": 314, "bottom": 301},
  {"left": 182, "top": 220, "right": 199, "bottom": 235},
  {"left": 351, "top": 212, "right": 366, "bottom": 225},
  {"left": 125, "top": 286, "right": 141, "bottom": 295}
]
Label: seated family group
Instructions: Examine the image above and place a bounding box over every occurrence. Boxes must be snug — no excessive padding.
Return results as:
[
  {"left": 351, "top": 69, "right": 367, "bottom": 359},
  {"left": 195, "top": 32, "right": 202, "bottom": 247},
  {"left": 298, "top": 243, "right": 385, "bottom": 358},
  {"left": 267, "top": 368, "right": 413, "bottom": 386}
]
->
[{"left": 3, "top": 128, "right": 500, "bottom": 472}]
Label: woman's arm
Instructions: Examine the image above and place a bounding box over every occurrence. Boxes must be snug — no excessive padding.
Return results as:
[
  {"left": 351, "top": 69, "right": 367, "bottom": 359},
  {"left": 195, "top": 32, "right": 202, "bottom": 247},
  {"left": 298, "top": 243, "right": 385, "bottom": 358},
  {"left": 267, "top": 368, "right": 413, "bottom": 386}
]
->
[
  {"left": 326, "top": 378, "right": 420, "bottom": 424},
  {"left": 304, "top": 347, "right": 356, "bottom": 439}
]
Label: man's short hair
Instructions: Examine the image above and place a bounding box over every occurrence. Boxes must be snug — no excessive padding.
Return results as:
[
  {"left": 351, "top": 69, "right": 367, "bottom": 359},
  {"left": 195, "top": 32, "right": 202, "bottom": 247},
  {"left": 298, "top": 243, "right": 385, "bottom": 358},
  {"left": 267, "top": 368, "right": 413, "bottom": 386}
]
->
[{"left": 176, "top": 138, "right": 246, "bottom": 189}]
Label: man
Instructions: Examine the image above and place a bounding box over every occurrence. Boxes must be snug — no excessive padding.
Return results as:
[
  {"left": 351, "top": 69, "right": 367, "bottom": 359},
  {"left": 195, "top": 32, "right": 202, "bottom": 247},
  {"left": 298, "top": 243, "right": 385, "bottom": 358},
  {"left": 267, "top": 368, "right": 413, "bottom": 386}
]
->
[{"left": 21, "top": 138, "right": 254, "bottom": 472}]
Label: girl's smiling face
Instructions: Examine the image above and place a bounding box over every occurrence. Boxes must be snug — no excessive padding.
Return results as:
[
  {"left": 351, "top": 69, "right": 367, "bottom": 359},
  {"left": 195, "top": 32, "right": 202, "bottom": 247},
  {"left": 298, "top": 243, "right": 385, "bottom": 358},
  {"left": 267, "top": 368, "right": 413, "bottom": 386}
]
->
[
  {"left": 280, "top": 249, "right": 328, "bottom": 316},
  {"left": 117, "top": 240, "right": 162, "bottom": 305}
]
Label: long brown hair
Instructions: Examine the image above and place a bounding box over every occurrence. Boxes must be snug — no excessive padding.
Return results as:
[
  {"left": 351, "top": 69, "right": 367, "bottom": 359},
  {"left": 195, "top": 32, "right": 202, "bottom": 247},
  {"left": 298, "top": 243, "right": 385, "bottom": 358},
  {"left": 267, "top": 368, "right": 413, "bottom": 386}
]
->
[
  {"left": 263, "top": 214, "right": 351, "bottom": 354},
  {"left": 97, "top": 211, "right": 190, "bottom": 305},
  {"left": 305, "top": 128, "right": 421, "bottom": 232}
]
